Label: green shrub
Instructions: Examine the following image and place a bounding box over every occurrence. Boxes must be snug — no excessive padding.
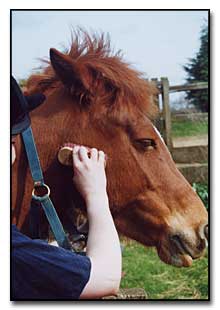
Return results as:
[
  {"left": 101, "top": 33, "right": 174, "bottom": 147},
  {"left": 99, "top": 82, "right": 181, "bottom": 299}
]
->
[{"left": 193, "top": 183, "right": 208, "bottom": 209}]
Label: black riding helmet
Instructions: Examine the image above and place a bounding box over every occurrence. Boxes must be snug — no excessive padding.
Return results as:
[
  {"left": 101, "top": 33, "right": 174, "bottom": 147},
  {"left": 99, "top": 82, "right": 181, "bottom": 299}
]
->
[{"left": 11, "top": 76, "right": 46, "bottom": 135}]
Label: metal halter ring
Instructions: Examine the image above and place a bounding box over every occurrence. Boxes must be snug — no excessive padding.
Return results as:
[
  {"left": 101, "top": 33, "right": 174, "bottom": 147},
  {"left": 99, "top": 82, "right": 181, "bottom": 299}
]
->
[{"left": 32, "top": 183, "right": 50, "bottom": 202}]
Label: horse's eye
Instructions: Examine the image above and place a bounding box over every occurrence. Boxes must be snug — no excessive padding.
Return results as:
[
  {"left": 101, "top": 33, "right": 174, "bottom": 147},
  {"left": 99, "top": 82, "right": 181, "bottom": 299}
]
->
[{"left": 135, "top": 138, "right": 156, "bottom": 151}]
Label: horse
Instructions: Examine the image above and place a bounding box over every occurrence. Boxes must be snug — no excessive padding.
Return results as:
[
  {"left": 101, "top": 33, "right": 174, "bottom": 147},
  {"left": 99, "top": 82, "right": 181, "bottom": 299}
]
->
[{"left": 12, "top": 30, "right": 208, "bottom": 267}]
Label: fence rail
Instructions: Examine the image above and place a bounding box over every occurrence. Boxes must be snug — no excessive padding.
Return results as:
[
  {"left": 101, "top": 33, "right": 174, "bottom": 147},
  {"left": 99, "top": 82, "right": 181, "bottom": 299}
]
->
[
  {"left": 153, "top": 81, "right": 208, "bottom": 93},
  {"left": 172, "top": 112, "right": 208, "bottom": 122},
  {"left": 169, "top": 82, "right": 208, "bottom": 93}
]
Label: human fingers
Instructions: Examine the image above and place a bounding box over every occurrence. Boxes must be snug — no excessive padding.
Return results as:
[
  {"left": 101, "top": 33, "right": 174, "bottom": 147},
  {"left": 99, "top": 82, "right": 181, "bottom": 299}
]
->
[
  {"left": 72, "top": 145, "right": 81, "bottom": 167},
  {"left": 98, "top": 150, "right": 106, "bottom": 166},
  {"left": 78, "top": 146, "right": 90, "bottom": 163},
  {"left": 90, "top": 148, "right": 98, "bottom": 161}
]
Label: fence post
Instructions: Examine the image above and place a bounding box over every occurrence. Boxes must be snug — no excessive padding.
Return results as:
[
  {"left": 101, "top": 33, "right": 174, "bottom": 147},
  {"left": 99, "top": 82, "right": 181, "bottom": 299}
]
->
[
  {"left": 151, "top": 78, "right": 163, "bottom": 133},
  {"left": 151, "top": 78, "right": 159, "bottom": 109},
  {"left": 161, "top": 77, "right": 173, "bottom": 150}
]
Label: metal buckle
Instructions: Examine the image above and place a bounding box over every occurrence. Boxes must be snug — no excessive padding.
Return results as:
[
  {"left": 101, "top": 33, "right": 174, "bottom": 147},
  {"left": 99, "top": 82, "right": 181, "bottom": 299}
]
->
[{"left": 32, "top": 183, "right": 50, "bottom": 202}]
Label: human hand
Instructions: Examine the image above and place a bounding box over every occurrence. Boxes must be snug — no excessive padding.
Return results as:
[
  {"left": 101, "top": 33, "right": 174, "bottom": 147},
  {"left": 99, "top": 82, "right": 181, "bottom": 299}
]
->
[{"left": 72, "top": 146, "right": 107, "bottom": 204}]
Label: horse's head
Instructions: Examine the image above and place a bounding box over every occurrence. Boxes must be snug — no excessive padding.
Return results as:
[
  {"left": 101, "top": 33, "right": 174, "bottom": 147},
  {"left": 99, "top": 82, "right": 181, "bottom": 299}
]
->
[{"left": 23, "top": 31, "right": 208, "bottom": 267}]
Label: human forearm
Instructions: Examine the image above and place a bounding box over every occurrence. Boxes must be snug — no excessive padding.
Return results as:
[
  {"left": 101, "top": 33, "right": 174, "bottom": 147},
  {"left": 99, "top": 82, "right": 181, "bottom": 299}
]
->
[
  {"left": 81, "top": 193, "right": 122, "bottom": 298},
  {"left": 86, "top": 194, "right": 121, "bottom": 274}
]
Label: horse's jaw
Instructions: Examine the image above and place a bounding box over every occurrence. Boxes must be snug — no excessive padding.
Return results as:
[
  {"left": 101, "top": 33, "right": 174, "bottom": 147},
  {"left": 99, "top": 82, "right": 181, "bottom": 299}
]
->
[{"left": 113, "top": 205, "right": 207, "bottom": 268}]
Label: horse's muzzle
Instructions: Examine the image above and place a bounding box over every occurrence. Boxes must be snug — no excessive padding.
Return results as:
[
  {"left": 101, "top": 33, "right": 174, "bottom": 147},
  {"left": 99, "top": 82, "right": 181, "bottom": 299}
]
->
[{"left": 169, "top": 223, "right": 208, "bottom": 260}]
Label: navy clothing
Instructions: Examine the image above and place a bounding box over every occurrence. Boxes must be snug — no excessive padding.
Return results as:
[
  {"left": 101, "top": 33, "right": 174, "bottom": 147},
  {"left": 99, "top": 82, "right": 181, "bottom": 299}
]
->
[{"left": 11, "top": 225, "right": 91, "bottom": 300}]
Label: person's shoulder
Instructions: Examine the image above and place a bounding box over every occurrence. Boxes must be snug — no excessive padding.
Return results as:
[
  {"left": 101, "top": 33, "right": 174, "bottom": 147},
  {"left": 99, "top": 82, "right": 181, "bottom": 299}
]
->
[
  {"left": 12, "top": 224, "right": 32, "bottom": 247},
  {"left": 12, "top": 224, "right": 18, "bottom": 232}
]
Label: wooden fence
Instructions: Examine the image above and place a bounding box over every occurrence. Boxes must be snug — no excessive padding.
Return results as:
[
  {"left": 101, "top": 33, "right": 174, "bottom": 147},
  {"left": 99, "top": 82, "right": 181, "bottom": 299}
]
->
[
  {"left": 151, "top": 77, "right": 208, "bottom": 150},
  {"left": 151, "top": 78, "right": 208, "bottom": 184}
]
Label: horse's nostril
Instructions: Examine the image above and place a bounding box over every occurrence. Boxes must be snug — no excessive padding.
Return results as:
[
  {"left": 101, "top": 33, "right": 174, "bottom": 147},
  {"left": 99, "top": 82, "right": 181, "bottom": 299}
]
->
[
  {"left": 204, "top": 224, "right": 208, "bottom": 240},
  {"left": 170, "top": 234, "right": 181, "bottom": 243},
  {"left": 197, "top": 238, "right": 207, "bottom": 252},
  {"left": 198, "top": 223, "right": 208, "bottom": 243}
]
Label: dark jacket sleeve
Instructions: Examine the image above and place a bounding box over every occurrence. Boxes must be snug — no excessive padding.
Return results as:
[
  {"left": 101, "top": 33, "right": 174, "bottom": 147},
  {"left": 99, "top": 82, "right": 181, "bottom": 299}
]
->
[{"left": 11, "top": 225, "right": 91, "bottom": 300}]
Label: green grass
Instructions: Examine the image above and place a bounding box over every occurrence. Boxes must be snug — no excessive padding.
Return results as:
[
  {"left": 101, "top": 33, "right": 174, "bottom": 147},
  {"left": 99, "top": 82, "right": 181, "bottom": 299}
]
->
[
  {"left": 172, "top": 119, "right": 208, "bottom": 137},
  {"left": 120, "top": 241, "right": 209, "bottom": 300}
]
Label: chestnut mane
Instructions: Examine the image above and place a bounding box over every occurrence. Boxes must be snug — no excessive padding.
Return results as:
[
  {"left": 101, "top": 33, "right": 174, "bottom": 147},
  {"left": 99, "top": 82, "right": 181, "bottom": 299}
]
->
[{"left": 27, "top": 30, "right": 157, "bottom": 121}]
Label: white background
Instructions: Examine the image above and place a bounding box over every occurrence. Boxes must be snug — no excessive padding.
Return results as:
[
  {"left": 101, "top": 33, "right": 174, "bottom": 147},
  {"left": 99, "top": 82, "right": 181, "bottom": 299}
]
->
[{"left": 0, "top": 0, "right": 218, "bottom": 309}]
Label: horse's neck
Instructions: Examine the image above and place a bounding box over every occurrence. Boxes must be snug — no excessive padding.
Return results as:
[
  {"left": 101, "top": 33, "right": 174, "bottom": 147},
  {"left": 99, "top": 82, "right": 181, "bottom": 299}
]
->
[{"left": 12, "top": 135, "right": 30, "bottom": 228}]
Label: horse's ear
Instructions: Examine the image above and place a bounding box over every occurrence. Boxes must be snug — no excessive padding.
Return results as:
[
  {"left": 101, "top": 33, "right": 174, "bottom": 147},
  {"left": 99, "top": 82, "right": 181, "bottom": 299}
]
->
[{"left": 50, "top": 48, "right": 84, "bottom": 90}]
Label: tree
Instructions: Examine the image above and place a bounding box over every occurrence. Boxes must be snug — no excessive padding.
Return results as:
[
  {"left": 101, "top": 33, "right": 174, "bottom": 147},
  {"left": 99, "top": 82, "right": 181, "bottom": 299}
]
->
[{"left": 183, "top": 23, "right": 208, "bottom": 112}]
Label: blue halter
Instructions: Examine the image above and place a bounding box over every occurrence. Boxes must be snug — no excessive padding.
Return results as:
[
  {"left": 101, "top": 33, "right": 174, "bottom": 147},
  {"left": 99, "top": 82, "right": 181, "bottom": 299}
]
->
[{"left": 21, "top": 126, "right": 72, "bottom": 250}]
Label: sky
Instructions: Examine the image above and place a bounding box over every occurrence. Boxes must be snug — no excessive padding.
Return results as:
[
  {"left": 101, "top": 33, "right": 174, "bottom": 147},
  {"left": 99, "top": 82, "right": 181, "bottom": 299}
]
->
[{"left": 12, "top": 10, "right": 208, "bottom": 86}]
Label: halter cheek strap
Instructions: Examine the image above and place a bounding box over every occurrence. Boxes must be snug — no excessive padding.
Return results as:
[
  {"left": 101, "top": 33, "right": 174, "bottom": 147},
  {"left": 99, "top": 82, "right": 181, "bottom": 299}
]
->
[{"left": 21, "top": 126, "right": 72, "bottom": 250}]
